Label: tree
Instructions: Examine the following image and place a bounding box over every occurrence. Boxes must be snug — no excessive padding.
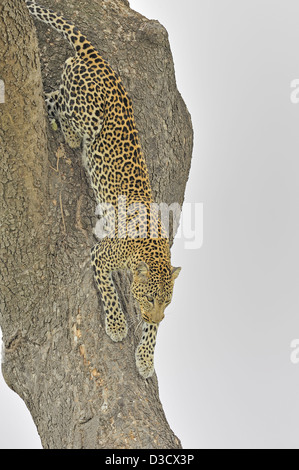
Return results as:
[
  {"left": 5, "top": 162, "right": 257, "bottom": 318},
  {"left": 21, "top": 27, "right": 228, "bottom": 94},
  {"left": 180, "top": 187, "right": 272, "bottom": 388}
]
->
[{"left": 0, "top": 0, "right": 193, "bottom": 449}]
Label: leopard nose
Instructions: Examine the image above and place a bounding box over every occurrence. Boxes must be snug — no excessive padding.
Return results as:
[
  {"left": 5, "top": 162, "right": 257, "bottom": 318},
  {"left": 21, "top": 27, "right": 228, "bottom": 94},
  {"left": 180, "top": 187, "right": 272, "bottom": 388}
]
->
[{"left": 154, "top": 310, "right": 164, "bottom": 323}]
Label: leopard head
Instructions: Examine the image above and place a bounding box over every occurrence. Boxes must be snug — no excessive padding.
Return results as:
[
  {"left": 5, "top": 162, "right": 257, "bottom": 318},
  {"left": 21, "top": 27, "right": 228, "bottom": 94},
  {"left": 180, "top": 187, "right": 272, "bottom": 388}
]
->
[{"left": 131, "top": 261, "right": 181, "bottom": 324}]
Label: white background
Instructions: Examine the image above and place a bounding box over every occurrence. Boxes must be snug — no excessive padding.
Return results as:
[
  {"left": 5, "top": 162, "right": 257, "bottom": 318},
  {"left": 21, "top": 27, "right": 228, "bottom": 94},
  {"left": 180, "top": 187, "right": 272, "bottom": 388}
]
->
[{"left": 1, "top": 0, "right": 299, "bottom": 449}]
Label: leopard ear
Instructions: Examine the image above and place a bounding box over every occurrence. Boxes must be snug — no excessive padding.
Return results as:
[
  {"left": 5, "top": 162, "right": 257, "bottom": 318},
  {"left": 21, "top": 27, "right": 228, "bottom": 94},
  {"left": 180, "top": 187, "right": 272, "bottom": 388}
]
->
[
  {"left": 171, "top": 266, "right": 181, "bottom": 280},
  {"left": 135, "top": 261, "right": 149, "bottom": 283}
]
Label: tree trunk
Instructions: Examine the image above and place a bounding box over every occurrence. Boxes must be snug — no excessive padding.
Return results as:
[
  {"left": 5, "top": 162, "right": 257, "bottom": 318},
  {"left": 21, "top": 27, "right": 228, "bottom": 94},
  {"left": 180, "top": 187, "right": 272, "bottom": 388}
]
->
[{"left": 0, "top": 0, "right": 193, "bottom": 449}]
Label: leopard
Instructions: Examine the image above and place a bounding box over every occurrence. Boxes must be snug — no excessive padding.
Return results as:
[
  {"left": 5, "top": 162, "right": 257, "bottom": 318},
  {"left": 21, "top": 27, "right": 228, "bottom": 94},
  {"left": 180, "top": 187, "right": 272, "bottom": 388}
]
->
[{"left": 25, "top": 0, "right": 181, "bottom": 379}]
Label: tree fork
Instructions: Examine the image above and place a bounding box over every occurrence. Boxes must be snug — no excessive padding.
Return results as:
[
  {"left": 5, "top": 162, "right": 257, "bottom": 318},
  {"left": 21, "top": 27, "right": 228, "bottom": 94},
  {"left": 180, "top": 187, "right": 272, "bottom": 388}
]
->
[{"left": 0, "top": 0, "right": 193, "bottom": 449}]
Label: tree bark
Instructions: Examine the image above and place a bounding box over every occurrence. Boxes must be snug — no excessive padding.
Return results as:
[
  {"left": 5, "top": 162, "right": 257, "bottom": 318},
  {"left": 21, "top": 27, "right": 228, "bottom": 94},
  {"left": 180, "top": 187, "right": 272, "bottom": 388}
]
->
[{"left": 0, "top": 0, "right": 193, "bottom": 449}]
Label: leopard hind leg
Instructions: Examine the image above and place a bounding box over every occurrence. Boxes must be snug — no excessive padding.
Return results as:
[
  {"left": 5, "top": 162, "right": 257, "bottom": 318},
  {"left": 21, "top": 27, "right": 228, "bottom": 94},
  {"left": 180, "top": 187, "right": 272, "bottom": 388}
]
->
[
  {"left": 59, "top": 117, "right": 82, "bottom": 149},
  {"left": 45, "top": 90, "right": 60, "bottom": 130},
  {"left": 45, "top": 90, "right": 82, "bottom": 149}
]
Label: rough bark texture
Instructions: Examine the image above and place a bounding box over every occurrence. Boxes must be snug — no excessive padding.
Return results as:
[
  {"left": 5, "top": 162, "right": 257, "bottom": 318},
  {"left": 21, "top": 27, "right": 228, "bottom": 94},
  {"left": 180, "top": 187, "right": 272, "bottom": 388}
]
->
[{"left": 0, "top": 0, "right": 193, "bottom": 449}]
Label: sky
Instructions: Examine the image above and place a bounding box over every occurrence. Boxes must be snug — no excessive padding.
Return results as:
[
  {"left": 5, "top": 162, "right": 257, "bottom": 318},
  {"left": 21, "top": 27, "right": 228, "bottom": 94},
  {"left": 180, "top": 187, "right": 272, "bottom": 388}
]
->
[{"left": 1, "top": 0, "right": 299, "bottom": 449}]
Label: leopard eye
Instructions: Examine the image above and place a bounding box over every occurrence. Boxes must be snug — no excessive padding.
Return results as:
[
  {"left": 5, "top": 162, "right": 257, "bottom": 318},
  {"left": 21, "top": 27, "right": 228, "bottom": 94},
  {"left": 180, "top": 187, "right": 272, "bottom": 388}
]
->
[{"left": 146, "top": 295, "right": 154, "bottom": 305}]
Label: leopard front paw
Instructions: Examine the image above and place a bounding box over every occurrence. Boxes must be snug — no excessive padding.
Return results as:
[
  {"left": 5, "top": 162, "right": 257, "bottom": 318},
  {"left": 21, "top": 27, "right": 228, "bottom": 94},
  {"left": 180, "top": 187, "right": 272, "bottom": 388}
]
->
[
  {"left": 135, "top": 345, "right": 154, "bottom": 379},
  {"left": 105, "top": 312, "right": 128, "bottom": 342}
]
